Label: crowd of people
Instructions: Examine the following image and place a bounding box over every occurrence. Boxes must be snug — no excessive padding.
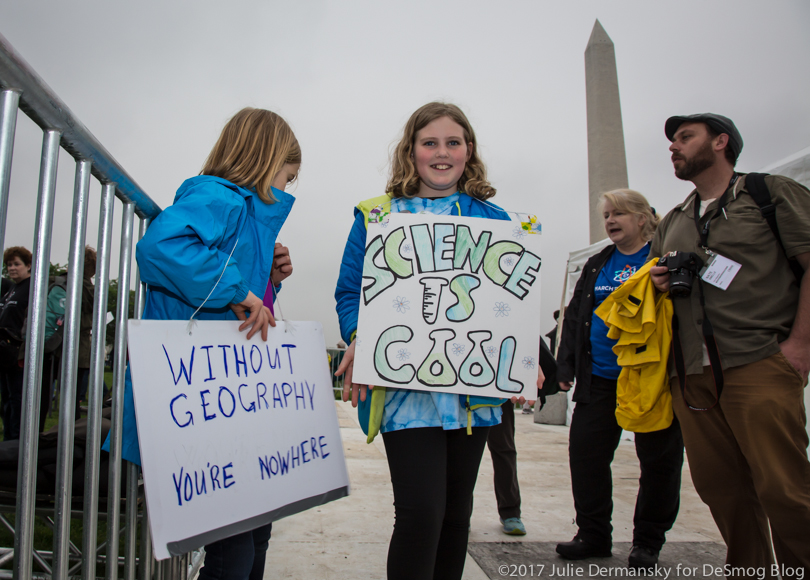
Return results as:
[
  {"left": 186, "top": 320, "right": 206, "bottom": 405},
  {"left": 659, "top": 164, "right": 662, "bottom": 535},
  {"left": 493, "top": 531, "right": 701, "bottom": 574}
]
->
[
  {"left": 0, "top": 104, "right": 808, "bottom": 580},
  {"left": 0, "top": 245, "right": 97, "bottom": 442}
]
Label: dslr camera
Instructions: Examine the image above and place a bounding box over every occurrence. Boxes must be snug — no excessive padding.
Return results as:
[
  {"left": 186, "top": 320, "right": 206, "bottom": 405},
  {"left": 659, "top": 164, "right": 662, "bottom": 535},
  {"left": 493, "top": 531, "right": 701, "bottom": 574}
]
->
[{"left": 657, "top": 251, "right": 704, "bottom": 298}]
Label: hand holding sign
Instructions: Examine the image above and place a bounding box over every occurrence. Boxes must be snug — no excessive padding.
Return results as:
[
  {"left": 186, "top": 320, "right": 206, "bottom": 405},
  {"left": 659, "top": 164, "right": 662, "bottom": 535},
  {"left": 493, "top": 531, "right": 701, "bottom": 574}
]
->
[
  {"left": 335, "top": 339, "right": 371, "bottom": 407},
  {"left": 230, "top": 291, "right": 275, "bottom": 340},
  {"left": 271, "top": 242, "right": 294, "bottom": 286}
]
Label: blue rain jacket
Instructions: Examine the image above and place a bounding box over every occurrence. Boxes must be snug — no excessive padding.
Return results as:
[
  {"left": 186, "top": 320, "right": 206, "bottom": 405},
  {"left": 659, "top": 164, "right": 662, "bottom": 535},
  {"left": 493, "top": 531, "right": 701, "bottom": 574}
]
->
[{"left": 105, "top": 175, "right": 295, "bottom": 465}]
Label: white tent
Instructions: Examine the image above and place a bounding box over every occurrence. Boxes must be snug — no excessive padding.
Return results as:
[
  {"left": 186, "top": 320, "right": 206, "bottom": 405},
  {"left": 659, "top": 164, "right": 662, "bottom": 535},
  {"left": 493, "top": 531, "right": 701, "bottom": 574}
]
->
[{"left": 759, "top": 145, "right": 810, "bottom": 188}]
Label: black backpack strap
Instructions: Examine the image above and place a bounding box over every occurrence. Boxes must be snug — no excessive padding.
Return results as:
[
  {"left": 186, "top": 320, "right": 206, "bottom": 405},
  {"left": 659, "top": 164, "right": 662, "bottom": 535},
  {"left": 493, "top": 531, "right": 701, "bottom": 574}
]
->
[{"left": 744, "top": 173, "right": 804, "bottom": 284}]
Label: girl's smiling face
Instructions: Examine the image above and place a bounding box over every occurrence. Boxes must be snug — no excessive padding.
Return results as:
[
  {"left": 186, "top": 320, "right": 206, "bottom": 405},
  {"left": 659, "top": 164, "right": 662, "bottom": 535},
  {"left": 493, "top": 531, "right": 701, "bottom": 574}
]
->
[{"left": 412, "top": 116, "right": 472, "bottom": 198}]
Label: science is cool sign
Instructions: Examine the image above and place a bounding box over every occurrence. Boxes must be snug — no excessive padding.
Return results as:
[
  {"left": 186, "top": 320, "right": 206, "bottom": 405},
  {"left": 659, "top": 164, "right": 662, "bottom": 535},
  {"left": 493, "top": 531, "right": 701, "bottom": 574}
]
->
[{"left": 353, "top": 213, "right": 542, "bottom": 397}]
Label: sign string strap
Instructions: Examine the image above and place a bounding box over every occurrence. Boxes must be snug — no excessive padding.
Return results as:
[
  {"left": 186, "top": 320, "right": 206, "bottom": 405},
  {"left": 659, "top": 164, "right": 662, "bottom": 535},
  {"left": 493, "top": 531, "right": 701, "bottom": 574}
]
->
[
  {"left": 186, "top": 237, "right": 240, "bottom": 335},
  {"left": 270, "top": 237, "right": 296, "bottom": 336}
]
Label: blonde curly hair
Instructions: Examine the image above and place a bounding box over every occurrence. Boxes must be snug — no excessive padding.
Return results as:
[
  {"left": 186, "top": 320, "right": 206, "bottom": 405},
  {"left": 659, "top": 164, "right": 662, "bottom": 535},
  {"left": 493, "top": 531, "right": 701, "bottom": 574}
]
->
[{"left": 386, "top": 102, "right": 495, "bottom": 200}]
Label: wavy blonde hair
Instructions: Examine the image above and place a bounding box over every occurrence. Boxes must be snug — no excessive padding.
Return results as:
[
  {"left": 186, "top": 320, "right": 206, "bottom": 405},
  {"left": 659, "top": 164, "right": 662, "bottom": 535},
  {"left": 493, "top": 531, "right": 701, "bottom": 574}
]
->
[
  {"left": 386, "top": 102, "right": 495, "bottom": 200},
  {"left": 201, "top": 108, "right": 301, "bottom": 204},
  {"left": 598, "top": 189, "right": 659, "bottom": 241}
]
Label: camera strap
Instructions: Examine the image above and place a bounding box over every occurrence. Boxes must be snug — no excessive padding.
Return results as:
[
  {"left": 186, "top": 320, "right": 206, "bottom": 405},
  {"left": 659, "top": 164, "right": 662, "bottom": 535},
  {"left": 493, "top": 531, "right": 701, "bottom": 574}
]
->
[
  {"left": 672, "top": 177, "right": 738, "bottom": 411},
  {"left": 671, "top": 279, "right": 724, "bottom": 411}
]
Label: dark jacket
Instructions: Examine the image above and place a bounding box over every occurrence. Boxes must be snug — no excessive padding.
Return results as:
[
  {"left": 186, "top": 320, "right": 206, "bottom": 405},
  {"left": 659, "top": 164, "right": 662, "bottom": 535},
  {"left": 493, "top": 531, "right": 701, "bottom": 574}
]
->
[
  {"left": 0, "top": 277, "right": 30, "bottom": 336},
  {"left": 78, "top": 277, "right": 94, "bottom": 369},
  {"left": 556, "top": 244, "right": 615, "bottom": 403}
]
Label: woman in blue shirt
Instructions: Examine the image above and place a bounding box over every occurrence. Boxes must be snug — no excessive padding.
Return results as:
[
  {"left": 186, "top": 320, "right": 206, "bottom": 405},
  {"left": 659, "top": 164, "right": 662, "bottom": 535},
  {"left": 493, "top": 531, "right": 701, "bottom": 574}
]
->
[{"left": 555, "top": 189, "right": 684, "bottom": 569}]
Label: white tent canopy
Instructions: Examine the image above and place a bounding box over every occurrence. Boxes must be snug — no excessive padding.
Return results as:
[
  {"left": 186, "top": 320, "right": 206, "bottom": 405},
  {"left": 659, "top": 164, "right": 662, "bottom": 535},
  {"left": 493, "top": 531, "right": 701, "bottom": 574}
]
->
[{"left": 759, "top": 145, "right": 810, "bottom": 188}]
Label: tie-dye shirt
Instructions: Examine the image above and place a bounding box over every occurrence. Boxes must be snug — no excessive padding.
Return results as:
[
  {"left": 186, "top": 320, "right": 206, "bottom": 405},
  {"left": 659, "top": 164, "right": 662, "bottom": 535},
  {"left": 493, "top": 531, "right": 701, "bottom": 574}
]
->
[{"left": 380, "top": 193, "right": 503, "bottom": 433}]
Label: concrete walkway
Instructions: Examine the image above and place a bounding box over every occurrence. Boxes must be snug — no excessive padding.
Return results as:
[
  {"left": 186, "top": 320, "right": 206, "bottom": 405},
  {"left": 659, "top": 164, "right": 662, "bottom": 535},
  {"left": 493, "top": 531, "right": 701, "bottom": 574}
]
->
[{"left": 263, "top": 401, "right": 724, "bottom": 579}]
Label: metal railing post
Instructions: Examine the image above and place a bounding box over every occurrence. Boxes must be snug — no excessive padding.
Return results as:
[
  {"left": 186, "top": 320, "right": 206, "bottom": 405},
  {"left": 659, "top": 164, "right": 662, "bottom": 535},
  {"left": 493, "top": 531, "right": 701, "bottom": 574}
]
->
[
  {"left": 138, "top": 502, "right": 152, "bottom": 580},
  {"left": 51, "top": 158, "right": 92, "bottom": 579},
  {"left": 82, "top": 183, "right": 116, "bottom": 580},
  {"left": 106, "top": 201, "right": 135, "bottom": 580},
  {"left": 123, "top": 217, "right": 146, "bottom": 580},
  {"left": 0, "top": 88, "right": 20, "bottom": 261},
  {"left": 14, "top": 128, "right": 60, "bottom": 580}
]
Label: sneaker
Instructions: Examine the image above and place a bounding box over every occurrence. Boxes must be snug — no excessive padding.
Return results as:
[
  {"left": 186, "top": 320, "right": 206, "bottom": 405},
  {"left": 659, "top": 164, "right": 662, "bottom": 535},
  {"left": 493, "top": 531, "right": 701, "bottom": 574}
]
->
[
  {"left": 521, "top": 407, "right": 532, "bottom": 414},
  {"left": 500, "top": 517, "right": 526, "bottom": 536}
]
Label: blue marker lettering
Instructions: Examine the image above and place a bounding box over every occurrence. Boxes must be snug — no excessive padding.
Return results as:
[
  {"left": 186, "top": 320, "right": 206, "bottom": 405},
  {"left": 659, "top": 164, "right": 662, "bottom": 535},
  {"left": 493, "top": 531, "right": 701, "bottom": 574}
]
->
[
  {"left": 222, "top": 462, "right": 235, "bottom": 489},
  {"left": 281, "top": 382, "right": 293, "bottom": 407},
  {"left": 218, "top": 386, "right": 236, "bottom": 418},
  {"left": 200, "top": 390, "right": 216, "bottom": 421},
  {"left": 239, "top": 384, "right": 256, "bottom": 412},
  {"left": 195, "top": 470, "right": 207, "bottom": 495},
  {"left": 278, "top": 450, "right": 290, "bottom": 474},
  {"left": 172, "top": 468, "right": 184, "bottom": 506},
  {"left": 170, "top": 394, "right": 193, "bottom": 428},
  {"left": 272, "top": 383, "right": 283, "bottom": 408},
  {"left": 184, "top": 473, "right": 193, "bottom": 502},
  {"left": 217, "top": 345, "right": 230, "bottom": 377},
  {"left": 305, "top": 381, "right": 316, "bottom": 410},
  {"left": 256, "top": 382, "right": 269, "bottom": 410},
  {"left": 259, "top": 456, "right": 271, "bottom": 480},
  {"left": 294, "top": 382, "right": 305, "bottom": 410},
  {"left": 200, "top": 345, "right": 215, "bottom": 382},
  {"left": 319, "top": 435, "right": 330, "bottom": 459},
  {"left": 209, "top": 463, "right": 221, "bottom": 490},
  {"left": 291, "top": 444, "right": 301, "bottom": 468},
  {"left": 266, "top": 346, "right": 281, "bottom": 369},
  {"left": 163, "top": 345, "right": 194, "bottom": 386},
  {"left": 233, "top": 345, "right": 247, "bottom": 377},
  {"left": 250, "top": 345, "right": 262, "bottom": 374},
  {"left": 282, "top": 344, "right": 297, "bottom": 373}
]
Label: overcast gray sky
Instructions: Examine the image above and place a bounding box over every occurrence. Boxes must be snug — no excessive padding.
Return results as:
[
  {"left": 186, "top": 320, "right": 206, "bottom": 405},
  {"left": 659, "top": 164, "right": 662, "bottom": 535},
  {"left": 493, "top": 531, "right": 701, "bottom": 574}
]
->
[{"left": 1, "top": 0, "right": 809, "bottom": 346}]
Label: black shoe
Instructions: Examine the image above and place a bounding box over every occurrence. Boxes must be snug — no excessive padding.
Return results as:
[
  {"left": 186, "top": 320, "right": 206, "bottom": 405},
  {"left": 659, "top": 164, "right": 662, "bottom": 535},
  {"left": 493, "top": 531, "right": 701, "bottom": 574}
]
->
[
  {"left": 555, "top": 537, "right": 612, "bottom": 560},
  {"left": 628, "top": 545, "right": 659, "bottom": 569}
]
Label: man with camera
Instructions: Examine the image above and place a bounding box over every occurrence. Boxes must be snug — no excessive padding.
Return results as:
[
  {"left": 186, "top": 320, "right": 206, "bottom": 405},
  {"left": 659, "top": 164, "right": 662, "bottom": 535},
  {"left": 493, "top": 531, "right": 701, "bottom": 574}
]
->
[{"left": 650, "top": 113, "right": 810, "bottom": 574}]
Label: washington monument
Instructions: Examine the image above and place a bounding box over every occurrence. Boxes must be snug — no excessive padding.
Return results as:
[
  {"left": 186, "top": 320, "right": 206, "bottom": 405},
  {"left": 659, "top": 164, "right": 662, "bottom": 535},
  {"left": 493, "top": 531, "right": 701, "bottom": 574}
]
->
[{"left": 585, "top": 20, "right": 629, "bottom": 244}]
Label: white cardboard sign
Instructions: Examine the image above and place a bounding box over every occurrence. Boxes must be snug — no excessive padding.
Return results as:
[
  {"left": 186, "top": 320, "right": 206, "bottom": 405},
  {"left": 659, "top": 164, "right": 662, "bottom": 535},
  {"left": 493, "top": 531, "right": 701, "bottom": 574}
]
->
[
  {"left": 353, "top": 213, "right": 542, "bottom": 397},
  {"left": 127, "top": 320, "right": 349, "bottom": 560}
]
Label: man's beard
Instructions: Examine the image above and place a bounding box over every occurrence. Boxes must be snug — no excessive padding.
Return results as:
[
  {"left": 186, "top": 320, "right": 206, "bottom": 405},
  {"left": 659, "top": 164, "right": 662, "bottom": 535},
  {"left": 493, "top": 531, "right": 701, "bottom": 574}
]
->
[{"left": 674, "top": 140, "right": 715, "bottom": 181}]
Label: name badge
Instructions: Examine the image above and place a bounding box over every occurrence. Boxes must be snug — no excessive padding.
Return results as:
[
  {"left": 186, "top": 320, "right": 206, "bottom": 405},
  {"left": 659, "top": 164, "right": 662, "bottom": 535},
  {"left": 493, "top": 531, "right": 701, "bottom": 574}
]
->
[{"left": 700, "top": 253, "right": 741, "bottom": 290}]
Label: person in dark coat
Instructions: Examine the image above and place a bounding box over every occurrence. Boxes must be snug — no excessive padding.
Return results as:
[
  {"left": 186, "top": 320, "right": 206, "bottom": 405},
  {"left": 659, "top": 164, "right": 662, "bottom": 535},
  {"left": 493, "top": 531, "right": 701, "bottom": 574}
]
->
[
  {"left": 0, "top": 246, "right": 32, "bottom": 441},
  {"left": 555, "top": 190, "right": 684, "bottom": 569}
]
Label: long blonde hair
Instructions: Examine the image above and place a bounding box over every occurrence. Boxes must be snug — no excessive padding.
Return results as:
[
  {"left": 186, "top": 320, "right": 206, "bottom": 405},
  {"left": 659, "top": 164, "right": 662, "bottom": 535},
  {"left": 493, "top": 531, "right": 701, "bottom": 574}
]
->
[
  {"left": 386, "top": 102, "right": 495, "bottom": 200},
  {"left": 598, "top": 189, "right": 659, "bottom": 241},
  {"left": 201, "top": 108, "right": 301, "bottom": 204}
]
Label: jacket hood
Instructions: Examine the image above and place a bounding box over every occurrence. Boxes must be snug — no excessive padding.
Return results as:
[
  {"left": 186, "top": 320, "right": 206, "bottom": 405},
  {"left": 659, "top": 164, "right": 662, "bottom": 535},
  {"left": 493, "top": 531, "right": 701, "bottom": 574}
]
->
[{"left": 174, "top": 175, "right": 295, "bottom": 230}]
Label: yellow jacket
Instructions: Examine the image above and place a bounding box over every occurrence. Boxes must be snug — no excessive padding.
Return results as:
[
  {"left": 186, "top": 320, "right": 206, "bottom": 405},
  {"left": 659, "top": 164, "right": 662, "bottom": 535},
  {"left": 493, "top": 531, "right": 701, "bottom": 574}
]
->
[{"left": 594, "top": 259, "right": 673, "bottom": 433}]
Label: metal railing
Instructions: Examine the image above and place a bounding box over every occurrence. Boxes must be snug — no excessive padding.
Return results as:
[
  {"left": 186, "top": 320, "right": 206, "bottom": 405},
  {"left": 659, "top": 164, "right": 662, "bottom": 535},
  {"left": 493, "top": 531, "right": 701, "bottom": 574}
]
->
[{"left": 0, "top": 31, "right": 199, "bottom": 579}]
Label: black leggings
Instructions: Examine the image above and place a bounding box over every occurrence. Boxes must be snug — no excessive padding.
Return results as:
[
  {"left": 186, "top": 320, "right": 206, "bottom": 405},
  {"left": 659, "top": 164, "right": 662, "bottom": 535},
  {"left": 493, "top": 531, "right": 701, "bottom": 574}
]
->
[
  {"left": 569, "top": 375, "right": 684, "bottom": 550},
  {"left": 382, "top": 426, "right": 490, "bottom": 580}
]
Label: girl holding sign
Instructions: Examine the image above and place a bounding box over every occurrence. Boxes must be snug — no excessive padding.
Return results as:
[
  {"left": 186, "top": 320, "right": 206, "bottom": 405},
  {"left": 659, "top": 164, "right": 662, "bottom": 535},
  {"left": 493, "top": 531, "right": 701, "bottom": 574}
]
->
[
  {"left": 111, "top": 108, "right": 299, "bottom": 580},
  {"left": 335, "top": 102, "right": 543, "bottom": 580}
]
